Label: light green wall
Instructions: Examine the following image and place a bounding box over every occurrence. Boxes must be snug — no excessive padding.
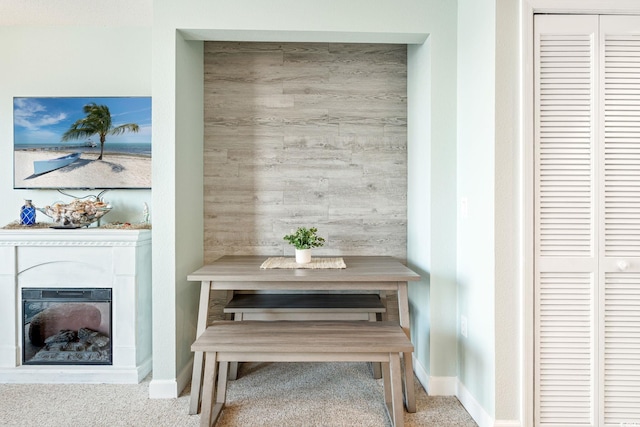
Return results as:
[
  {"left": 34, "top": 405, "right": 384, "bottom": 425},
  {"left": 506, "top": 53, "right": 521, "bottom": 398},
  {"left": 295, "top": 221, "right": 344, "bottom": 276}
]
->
[
  {"left": 407, "top": 0, "right": 459, "bottom": 388},
  {"left": 154, "top": 0, "right": 430, "bottom": 43},
  {"left": 456, "top": 1, "right": 521, "bottom": 422},
  {"left": 152, "top": 0, "right": 458, "bottom": 398},
  {"left": 458, "top": 0, "right": 522, "bottom": 420},
  {"left": 174, "top": 34, "right": 204, "bottom": 385},
  {"left": 407, "top": 40, "right": 433, "bottom": 378},
  {"left": 149, "top": 18, "right": 179, "bottom": 394},
  {"left": 0, "top": 26, "right": 152, "bottom": 227},
  {"left": 1, "top": 1, "right": 526, "bottom": 423},
  {"left": 150, "top": 11, "right": 205, "bottom": 397},
  {"left": 425, "top": 1, "right": 459, "bottom": 383},
  {"left": 457, "top": 0, "right": 497, "bottom": 417},
  {"left": 494, "top": 0, "right": 521, "bottom": 421}
]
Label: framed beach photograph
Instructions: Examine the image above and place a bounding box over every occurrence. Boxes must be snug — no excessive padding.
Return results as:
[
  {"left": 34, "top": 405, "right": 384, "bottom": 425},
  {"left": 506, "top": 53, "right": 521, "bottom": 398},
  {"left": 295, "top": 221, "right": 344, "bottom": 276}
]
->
[{"left": 13, "top": 96, "right": 151, "bottom": 189}]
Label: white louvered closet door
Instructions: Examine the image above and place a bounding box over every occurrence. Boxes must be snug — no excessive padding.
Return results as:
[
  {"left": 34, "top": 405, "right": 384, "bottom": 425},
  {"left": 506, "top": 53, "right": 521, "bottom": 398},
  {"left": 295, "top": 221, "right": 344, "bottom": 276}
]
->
[
  {"left": 535, "top": 14, "right": 640, "bottom": 427},
  {"left": 534, "top": 15, "right": 598, "bottom": 427},
  {"left": 599, "top": 16, "right": 640, "bottom": 427}
]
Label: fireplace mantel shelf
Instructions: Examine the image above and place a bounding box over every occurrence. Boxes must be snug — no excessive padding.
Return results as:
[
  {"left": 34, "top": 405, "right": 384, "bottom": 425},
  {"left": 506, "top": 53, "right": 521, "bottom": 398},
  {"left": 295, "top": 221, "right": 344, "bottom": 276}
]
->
[
  {"left": 0, "top": 229, "right": 152, "bottom": 384},
  {"left": 0, "top": 228, "right": 151, "bottom": 246}
]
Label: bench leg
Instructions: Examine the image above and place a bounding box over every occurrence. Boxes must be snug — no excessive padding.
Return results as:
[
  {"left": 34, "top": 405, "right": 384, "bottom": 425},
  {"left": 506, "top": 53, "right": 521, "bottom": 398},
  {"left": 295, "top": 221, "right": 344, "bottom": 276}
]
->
[
  {"left": 382, "top": 361, "right": 391, "bottom": 409},
  {"left": 189, "top": 351, "right": 205, "bottom": 414},
  {"left": 397, "top": 283, "right": 416, "bottom": 413},
  {"left": 228, "top": 363, "right": 239, "bottom": 380},
  {"left": 368, "top": 313, "right": 383, "bottom": 379},
  {"left": 201, "top": 361, "right": 228, "bottom": 427},
  {"left": 200, "top": 352, "right": 220, "bottom": 427},
  {"left": 217, "top": 362, "right": 229, "bottom": 404},
  {"left": 389, "top": 353, "right": 405, "bottom": 427},
  {"left": 228, "top": 314, "right": 242, "bottom": 380},
  {"left": 371, "top": 362, "right": 383, "bottom": 380},
  {"left": 379, "top": 291, "right": 388, "bottom": 321},
  {"left": 190, "top": 281, "right": 212, "bottom": 415},
  {"left": 401, "top": 352, "right": 416, "bottom": 412}
]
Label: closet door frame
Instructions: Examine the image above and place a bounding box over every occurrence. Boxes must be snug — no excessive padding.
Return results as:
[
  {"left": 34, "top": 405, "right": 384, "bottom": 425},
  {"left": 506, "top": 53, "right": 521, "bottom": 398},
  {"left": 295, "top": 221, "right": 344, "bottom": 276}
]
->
[{"left": 523, "top": 2, "right": 640, "bottom": 427}]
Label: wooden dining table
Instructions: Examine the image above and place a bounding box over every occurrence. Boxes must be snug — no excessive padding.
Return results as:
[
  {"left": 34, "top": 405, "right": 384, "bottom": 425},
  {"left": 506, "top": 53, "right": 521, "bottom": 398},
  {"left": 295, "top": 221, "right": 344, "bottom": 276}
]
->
[{"left": 187, "top": 255, "right": 421, "bottom": 415}]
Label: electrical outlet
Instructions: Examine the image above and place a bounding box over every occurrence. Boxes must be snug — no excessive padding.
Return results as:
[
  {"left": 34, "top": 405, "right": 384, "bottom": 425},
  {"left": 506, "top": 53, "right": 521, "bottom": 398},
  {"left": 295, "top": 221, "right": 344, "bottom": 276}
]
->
[
  {"left": 461, "top": 315, "right": 468, "bottom": 338},
  {"left": 460, "top": 197, "right": 468, "bottom": 219}
]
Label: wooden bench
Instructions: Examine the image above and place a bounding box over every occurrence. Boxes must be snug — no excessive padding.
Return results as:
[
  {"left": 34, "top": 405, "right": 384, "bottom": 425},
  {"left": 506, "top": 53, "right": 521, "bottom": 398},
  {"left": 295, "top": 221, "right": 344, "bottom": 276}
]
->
[
  {"left": 223, "top": 293, "right": 387, "bottom": 379},
  {"left": 224, "top": 293, "right": 387, "bottom": 321},
  {"left": 191, "top": 321, "right": 413, "bottom": 427}
]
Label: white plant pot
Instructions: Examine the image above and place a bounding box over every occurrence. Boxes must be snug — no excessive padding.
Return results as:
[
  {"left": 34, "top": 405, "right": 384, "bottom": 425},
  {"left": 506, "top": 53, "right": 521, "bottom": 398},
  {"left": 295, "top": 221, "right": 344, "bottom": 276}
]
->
[{"left": 295, "top": 248, "right": 311, "bottom": 264}]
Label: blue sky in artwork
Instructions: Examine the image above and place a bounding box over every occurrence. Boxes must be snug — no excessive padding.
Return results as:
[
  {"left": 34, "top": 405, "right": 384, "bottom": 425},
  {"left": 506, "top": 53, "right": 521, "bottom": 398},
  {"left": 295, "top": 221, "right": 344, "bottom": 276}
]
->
[{"left": 14, "top": 97, "right": 151, "bottom": 145}]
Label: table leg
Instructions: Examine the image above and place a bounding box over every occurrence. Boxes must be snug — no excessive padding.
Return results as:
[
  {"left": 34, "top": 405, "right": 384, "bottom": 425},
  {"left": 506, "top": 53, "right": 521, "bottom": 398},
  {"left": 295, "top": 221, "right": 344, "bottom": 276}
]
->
[
  {"left": 390, "top": 353, "right": 405, "bottom": 427},
  {"left": 397, "top": 282, "right": 416, "bottom": 413},
  {"left": 189, "top": 280, "right": 212, "bottom": 415}
]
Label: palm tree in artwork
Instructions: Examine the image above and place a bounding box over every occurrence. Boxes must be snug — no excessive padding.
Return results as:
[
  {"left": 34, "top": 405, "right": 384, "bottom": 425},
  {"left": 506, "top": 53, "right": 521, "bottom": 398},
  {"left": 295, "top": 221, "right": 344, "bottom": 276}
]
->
[{"left": 61, "top": 103, "right": 139, "bottom": 160}]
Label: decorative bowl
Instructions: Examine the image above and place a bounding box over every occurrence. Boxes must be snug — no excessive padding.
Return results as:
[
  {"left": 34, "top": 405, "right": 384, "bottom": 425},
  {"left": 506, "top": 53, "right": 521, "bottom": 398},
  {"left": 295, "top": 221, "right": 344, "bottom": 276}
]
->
[{"left": 37, "top": 198, "right": 112, "bottom": 228}]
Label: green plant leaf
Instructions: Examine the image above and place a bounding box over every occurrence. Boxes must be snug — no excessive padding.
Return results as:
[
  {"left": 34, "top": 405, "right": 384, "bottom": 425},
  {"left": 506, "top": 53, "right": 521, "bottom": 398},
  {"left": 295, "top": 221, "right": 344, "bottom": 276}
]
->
[{"left": 283, "top": 226, "right": 325, "bottom": 249}]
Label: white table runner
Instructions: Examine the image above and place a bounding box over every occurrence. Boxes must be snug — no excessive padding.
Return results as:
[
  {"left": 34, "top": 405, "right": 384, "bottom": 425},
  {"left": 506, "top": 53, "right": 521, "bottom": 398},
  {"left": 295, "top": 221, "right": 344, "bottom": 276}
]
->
[{"left": 260, "top": 257, "right": 346, "bottom": 269}]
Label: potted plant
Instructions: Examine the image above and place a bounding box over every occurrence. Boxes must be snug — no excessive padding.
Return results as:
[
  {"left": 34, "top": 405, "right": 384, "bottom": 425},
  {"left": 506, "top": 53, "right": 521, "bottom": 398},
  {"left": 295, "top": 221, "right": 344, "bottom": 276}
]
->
[{"left": 283, "top": 226, "right": 325, "bottom": 264}]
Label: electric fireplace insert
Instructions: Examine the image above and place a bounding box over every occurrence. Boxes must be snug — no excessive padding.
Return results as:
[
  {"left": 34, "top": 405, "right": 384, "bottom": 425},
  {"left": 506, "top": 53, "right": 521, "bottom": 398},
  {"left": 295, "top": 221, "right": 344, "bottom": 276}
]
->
[{"left": 22, "top": 288, "right": 112, "bottom": 365}]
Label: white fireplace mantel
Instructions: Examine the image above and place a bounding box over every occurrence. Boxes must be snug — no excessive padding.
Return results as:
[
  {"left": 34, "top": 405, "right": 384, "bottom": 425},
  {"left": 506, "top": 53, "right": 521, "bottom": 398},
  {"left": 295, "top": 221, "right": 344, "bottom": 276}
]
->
[{"left": 0, "top": 228, "right": 151, "bottom": 384}]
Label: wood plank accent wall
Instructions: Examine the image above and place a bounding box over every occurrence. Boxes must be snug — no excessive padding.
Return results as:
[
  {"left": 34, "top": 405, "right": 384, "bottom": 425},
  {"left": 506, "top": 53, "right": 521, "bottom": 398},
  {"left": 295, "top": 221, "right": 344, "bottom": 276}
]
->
[{"left": 203, "top": 42, "right": 408, "bottom": 266}]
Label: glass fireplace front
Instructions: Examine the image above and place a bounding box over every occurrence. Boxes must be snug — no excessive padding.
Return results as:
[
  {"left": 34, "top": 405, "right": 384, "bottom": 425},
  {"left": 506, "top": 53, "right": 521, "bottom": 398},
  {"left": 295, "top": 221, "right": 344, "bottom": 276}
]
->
[{"left": 22, "top": 288, "right": 112, "bottom": 365}]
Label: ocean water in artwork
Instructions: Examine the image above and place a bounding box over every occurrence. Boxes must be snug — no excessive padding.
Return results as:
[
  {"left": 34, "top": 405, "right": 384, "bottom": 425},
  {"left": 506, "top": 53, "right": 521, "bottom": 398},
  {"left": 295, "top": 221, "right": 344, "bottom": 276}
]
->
[{"left": 15, "top": 142, "right": 151, "bottom": 157}]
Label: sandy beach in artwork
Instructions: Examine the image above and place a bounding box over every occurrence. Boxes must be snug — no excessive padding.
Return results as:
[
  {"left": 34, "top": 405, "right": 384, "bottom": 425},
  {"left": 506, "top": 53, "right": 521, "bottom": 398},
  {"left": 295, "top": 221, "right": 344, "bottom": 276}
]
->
[{"left": 14, "top": 150, "right": 151, "bottom": 189}]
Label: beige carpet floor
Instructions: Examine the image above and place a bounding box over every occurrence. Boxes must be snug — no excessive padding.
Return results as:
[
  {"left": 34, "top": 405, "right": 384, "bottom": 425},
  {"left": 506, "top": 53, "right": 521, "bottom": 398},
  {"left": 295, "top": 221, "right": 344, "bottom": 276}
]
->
[{"left": 0, "top": 362, "right": 477, "bottom": 426}]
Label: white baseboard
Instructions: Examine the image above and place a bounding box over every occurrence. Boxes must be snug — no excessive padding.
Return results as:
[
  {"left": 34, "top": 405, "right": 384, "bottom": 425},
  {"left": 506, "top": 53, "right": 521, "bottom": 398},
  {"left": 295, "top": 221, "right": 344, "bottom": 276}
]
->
[
  {"left": 494, "top": 421, "right": 521, "bottom": 427},
  {"left": 149, "top": 359, "right": 194, "bottom": 399},
  {"left": 429, "top": 375, "right": 458, "bottom": 395},
  {"left": 137, "top": 356, "right": 153, "bottom": 382},
  {"left": 176, "top": 359, "right": 194, "bottom": 396},
  {"left": 455, "top": 380, "right": 522, "bottom": 427},
  {"left": 412, "top": 354, "right": 429, "bottom": 393},
  {"left": 457, "top": 380, "right": 493, "bottom": 427},
  {"left": 411, "top": 354, "right": 458, "bottom": 395},
  {"left": 149, "top": 378, "right": 178, "bottom": 398},
  {"left": 410, "top": 357, "right": 523, "bottom": 427}
]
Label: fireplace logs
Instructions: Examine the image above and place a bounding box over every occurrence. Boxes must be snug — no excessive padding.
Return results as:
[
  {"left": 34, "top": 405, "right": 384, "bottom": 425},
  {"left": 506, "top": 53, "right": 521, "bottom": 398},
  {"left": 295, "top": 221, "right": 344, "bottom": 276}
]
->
[{"left": 30, "top": 327, "right": 110, "bottom": 363}]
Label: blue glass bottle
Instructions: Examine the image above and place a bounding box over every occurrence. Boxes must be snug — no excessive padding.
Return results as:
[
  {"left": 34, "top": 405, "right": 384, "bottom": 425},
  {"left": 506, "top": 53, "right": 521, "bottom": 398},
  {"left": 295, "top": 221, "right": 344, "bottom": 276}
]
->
[{"left": 20, "top": 199, "right": 36, "bottom": 226}]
